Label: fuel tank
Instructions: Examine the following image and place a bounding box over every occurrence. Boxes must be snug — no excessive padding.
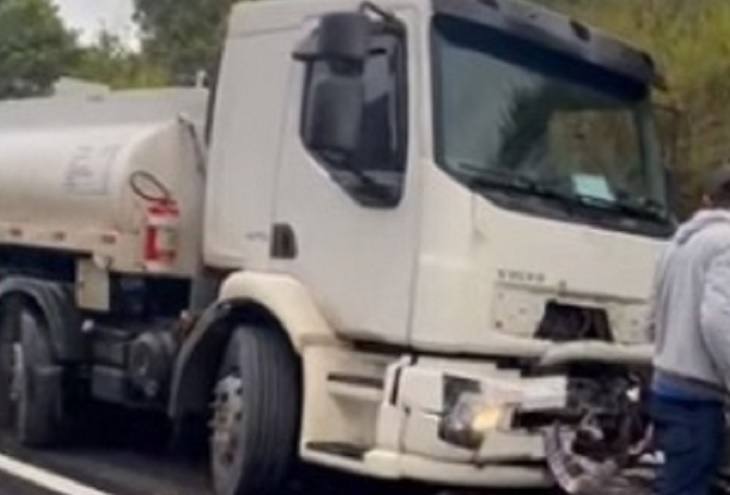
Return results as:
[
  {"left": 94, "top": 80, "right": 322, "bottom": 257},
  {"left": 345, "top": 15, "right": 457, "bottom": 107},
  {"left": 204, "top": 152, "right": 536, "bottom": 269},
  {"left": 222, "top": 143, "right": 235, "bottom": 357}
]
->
[{"left": 0, "top": 88, "right": 208, "bottom": 276}]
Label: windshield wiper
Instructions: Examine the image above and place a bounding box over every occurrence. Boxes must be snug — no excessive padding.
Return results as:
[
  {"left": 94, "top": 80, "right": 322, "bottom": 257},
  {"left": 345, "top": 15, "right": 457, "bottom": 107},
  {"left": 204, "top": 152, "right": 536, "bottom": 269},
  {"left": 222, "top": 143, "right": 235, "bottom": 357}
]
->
[
  {"left": 458, "top": 163, "right": 670, "bottom": 223},
  {"left": 613, "top": 188, "right": 670, "bottom": 222},
  {"left": 585, "top": 196, "right": 669, "bottom": 222},
  {"left": 457, "top": 163, "right": 576, "bottom": 204},
  {"left": 459, "top": 163, "right": 540, "bottom": 194},
  {"left": 571, "top": 183, "right": 672, "bottom": 222}
]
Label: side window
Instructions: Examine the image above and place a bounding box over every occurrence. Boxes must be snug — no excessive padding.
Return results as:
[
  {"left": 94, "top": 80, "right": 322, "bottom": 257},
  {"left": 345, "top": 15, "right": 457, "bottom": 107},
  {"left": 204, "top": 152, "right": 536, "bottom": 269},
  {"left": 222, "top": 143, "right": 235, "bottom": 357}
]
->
[{"left": 300, "top": 29, "right": 408, "bottom": 208}]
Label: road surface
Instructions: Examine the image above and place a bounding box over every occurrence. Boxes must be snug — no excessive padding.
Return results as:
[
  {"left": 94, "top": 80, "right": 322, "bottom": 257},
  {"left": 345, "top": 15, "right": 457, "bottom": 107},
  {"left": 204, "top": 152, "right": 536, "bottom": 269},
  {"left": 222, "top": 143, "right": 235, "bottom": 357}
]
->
[
  {"left": 0, "top": 403, "right": 558, "bottom": 495},
  {"left": 0, "top": 446, "right": 438, "bottom": 495},
  {"left": 0, "top": 427, "right": 429, "bottom": 495}
]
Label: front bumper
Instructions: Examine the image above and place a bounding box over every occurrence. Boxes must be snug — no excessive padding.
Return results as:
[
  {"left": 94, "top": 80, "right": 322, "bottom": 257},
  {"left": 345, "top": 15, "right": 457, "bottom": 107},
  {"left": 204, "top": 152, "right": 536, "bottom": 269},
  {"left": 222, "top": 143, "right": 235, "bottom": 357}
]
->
[
  {"left": 304, "top": 345, "right": 652, "bottom": 489},
  {"left": 372, "top": 353, "right": 649, "bottom": 488},
  {"left": 305, "top": 352, "right": 563, "bottom": 487},
  {"left": 310, "top": 427, "right": 653, "bottom": 490}
]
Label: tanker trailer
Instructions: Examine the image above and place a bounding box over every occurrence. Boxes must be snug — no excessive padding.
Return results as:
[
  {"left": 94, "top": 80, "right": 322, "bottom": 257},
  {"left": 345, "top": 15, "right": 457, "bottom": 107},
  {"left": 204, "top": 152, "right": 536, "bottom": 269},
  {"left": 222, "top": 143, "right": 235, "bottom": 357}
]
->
[{"left": 0, "top": 88, "right": 209, "bottom": 443}]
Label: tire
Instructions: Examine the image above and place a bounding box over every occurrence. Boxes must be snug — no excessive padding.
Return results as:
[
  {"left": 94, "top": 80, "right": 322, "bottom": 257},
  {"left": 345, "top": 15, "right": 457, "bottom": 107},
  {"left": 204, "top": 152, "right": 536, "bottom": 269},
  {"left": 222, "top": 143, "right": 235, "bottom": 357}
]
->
[
  {"left": 0, "top": 296, "right": 64, "bottom": 447},
  {"left": 210, "top": 324, "right": 301, "bottom": 495}
]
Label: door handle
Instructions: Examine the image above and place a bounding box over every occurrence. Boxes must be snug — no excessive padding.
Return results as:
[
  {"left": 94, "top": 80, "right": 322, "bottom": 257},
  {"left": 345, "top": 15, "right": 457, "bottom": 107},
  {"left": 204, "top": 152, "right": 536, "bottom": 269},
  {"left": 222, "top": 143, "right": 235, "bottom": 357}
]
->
[{"left": 270, "top": 223, "right": 298, "bottom": 259}]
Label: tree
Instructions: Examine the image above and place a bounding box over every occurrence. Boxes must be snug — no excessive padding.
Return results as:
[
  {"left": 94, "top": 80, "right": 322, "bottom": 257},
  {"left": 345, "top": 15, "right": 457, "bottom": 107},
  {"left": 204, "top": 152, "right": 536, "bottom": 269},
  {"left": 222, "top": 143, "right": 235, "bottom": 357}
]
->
[
  {"left": 133, "top": 0, "right": 236, "bottom": 85},
  {"left": 0, "top": 0, "right": 76, "bottom": 98},
  {"left": 71, "top": 31, "right": 168, "bottom": 89}
]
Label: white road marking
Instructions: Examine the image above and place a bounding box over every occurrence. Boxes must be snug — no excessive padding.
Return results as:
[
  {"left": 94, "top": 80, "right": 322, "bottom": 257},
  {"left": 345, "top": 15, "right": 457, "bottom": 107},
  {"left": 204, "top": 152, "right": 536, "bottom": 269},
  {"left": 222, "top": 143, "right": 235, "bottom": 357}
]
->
[{"left": 0, "top": 452, "right": 115, "bottom": 495}]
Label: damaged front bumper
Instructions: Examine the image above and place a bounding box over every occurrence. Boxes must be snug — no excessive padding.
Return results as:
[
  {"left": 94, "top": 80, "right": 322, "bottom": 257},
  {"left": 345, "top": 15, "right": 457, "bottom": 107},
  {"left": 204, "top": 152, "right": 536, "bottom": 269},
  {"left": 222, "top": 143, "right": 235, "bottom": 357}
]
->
[{"left": 385, "top": 343, "right": 656, "bottom": 490}]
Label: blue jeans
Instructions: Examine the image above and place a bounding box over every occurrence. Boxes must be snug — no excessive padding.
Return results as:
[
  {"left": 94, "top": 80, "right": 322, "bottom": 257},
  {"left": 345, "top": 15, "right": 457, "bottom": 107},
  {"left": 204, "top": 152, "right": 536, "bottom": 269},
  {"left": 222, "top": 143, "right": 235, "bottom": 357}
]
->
[{"left": 651, "top": 394, "right": 725, "bottom": 495}]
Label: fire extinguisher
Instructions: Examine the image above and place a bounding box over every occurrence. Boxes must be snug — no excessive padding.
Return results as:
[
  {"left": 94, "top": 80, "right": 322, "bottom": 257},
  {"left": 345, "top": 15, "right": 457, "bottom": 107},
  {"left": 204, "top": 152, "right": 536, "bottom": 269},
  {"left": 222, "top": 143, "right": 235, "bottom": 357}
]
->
[
  {"left": 144, "top": 197, "right": 180, "bottom": 272},
  {"left": 130, "top": 171, "right": 181, "bottom": 272}
]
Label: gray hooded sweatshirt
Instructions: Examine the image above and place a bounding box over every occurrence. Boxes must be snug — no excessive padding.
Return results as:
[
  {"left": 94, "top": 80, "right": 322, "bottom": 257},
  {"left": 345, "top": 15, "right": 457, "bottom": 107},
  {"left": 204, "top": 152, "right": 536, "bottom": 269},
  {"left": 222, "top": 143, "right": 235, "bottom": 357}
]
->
[{"left": 649, "top": 209, "right": 730, "bottom": 400}]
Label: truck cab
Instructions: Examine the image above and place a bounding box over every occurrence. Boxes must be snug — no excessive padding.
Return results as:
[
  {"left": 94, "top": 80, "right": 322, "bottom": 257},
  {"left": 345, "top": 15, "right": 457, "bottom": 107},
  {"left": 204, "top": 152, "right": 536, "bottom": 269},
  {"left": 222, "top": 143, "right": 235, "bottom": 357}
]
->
[
  {"left": 198, "top": 0, "right": 670, "bottom": 490},
  {"left": 0, "top": 0, "right": 672, "bottom": 494},
  {"left": 208, "top": 0, "right": 670, "bottom": 355}
]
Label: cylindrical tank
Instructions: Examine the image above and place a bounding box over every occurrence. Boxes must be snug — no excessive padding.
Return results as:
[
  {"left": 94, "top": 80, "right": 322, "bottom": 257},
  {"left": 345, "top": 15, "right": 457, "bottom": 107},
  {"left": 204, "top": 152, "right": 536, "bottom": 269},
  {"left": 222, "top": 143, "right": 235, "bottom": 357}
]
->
[{"left": 0, "top": 89, "right": 208, "bottom": 276}]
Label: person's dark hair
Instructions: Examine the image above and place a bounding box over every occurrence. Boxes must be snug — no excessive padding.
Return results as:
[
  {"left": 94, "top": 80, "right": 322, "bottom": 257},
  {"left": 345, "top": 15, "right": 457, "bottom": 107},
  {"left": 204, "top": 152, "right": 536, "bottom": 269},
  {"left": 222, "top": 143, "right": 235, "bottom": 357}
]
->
[{"left": 704, "top": 165, "right": 730, "bottom": 208}]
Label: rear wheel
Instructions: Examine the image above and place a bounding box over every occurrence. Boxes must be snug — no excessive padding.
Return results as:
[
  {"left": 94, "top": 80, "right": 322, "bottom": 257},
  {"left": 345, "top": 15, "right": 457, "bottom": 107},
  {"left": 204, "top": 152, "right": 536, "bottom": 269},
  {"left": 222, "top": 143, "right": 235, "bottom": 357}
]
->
[
  {"left": 210, "top": 324, "right": 300, "bottom": 495},
  {"left": 0, "top": 296, "right": 65, "bottom": 446}
]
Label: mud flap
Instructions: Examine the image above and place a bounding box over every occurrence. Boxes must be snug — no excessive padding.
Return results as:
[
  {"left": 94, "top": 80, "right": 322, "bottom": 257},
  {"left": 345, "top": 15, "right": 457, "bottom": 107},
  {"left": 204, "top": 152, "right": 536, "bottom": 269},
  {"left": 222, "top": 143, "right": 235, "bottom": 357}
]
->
[{"left": 544, "top": 425, "right": 654, "bottom": 495}]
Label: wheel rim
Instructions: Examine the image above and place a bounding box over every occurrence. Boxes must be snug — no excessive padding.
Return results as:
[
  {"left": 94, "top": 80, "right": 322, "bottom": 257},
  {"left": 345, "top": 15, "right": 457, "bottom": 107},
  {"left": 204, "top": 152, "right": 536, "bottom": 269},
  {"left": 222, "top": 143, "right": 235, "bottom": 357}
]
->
[{"left": 211, "top": 374, "right": 245, "bottom": 468}]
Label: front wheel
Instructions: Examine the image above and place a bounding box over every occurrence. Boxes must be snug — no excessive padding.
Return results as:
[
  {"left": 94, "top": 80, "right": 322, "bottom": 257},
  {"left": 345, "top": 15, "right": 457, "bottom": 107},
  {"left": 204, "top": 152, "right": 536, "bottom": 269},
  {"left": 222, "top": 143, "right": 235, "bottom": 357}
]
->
[{"left": 210, "top": 324, "right": 301, "bottom": 495}]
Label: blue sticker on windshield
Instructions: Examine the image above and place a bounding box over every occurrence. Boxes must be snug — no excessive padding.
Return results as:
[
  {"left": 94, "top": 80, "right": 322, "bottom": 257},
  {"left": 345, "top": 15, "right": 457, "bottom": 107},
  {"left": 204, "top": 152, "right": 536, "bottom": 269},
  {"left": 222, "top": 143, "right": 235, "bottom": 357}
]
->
[{"left": 572, "top": 174, "right": 615, "bottom": 202}]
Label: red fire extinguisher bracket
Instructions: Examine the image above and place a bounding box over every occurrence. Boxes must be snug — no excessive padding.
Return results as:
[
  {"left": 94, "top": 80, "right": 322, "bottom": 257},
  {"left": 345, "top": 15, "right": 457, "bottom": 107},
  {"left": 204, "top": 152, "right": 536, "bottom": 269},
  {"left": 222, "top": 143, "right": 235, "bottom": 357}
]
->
[{"left": 143, "top": 198, "right": 181, "bottom": 270}]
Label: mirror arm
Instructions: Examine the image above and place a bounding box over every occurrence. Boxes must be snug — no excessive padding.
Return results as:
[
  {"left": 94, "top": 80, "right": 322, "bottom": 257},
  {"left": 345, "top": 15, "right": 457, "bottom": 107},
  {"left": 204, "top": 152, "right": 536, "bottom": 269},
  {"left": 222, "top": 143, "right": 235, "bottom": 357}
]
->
[
  {"left": 360, "top": 2, "right": 394, "bottom": 22},
  {"left": 359, "top": 2, "right": 404, "bottom": 33}
]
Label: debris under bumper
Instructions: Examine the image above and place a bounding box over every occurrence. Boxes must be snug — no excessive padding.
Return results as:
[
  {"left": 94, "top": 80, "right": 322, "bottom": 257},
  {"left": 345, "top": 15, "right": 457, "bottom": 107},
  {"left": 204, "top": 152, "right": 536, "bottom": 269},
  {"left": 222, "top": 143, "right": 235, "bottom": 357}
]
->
[{"left": 544, "top": 424, "right": 655, "bottom": 495}]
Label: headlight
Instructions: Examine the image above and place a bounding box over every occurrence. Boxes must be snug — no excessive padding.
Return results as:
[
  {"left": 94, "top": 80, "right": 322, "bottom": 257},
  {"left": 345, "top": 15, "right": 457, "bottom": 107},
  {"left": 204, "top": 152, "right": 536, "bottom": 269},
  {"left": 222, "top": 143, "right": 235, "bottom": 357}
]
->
[{"left": 439, "top": 376, "right": 518, "bottom": 449}]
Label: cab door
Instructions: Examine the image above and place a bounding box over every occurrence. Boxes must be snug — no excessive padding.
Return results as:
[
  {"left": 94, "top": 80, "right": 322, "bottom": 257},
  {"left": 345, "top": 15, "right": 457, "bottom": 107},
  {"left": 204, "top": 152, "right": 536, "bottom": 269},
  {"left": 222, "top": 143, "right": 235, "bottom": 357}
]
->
[{"left": 270, "top": 9, "right": 421, "bottom": 343}]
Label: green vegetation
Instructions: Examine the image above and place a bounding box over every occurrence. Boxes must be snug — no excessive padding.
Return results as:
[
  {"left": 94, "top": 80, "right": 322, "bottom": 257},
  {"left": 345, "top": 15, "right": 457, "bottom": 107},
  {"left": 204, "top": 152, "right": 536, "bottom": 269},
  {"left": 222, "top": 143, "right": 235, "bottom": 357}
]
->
[
  {"left": 71, "top": 32, "right": 168, "bottom": 90},
  {"left": 0, "top": 0, "right": 170, "bottom": 97},
  {"left": 0, "top": 0, "right": 76, "bottom": 98},
  {"left": 0, "top": 0, "right": 239, "bottom": 93},
  {"left": 133, "top": 0, "right": 234, "bottom": 85}
]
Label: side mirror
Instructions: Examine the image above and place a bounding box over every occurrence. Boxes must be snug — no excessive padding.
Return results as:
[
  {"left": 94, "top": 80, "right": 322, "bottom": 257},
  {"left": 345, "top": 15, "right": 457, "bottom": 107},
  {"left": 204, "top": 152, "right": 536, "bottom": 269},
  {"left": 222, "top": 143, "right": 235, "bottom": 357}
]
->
[
  {"left": 303, "top": 75, "right": 364, "bottom": 155},
  {"left": 317, "top": 12, "right": 371, "bottom": 63},
  {"left": 298, "top": 11, "right": 373, "bottom": 155}
]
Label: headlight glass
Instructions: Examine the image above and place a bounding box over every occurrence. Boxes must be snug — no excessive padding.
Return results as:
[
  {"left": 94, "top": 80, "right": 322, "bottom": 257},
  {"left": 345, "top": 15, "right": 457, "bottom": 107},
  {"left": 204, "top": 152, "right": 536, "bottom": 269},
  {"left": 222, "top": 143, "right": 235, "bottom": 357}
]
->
[{"left": 439, "top": 376, "right": 518, "bottom": 449}]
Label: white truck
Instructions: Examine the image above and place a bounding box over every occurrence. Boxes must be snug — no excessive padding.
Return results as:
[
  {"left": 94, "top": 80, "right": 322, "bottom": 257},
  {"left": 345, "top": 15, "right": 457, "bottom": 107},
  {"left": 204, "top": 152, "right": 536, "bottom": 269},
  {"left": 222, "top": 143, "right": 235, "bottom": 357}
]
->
[{"left": 0, "top": 0, "right": 674, "bottom": 494}]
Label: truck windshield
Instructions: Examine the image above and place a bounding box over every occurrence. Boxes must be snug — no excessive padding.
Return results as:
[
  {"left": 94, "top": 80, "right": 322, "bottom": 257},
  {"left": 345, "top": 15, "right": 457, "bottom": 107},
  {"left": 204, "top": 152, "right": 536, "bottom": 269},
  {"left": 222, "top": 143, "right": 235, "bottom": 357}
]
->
[{"left": 431, "top": 15, "right": 671, "bottom": 229}]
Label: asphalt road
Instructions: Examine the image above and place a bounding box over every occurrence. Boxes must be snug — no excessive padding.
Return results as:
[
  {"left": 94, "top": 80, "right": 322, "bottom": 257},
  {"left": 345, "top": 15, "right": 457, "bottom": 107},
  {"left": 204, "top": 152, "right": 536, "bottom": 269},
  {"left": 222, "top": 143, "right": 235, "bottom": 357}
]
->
[
  {"left": 0, "top": 401, "right": 212, "bottom": 495},
  {"left": 0, "top": 436, "right": 209, "bottom": 495},
  {"left": 0, "top": 448, "right": 564, "bottom": 495},
  {"left": 0, "top": 446, "right": 428, "bottom": 495},
  {"left": 0, "top": 443, "right": 559, "bottom": 495},
  {"left": 0, "top": 471, "right": 59, "bottom": 495},
  {"left": 0, "top": 402, "right": 558, "bottom": 495}
]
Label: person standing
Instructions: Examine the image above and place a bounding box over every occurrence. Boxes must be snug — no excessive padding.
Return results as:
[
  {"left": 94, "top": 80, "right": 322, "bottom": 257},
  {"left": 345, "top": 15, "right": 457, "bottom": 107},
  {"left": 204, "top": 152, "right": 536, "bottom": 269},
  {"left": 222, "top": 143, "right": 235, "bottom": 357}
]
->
[{"left": 648, "top": 166, "right": 730, "bottom": 495}]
